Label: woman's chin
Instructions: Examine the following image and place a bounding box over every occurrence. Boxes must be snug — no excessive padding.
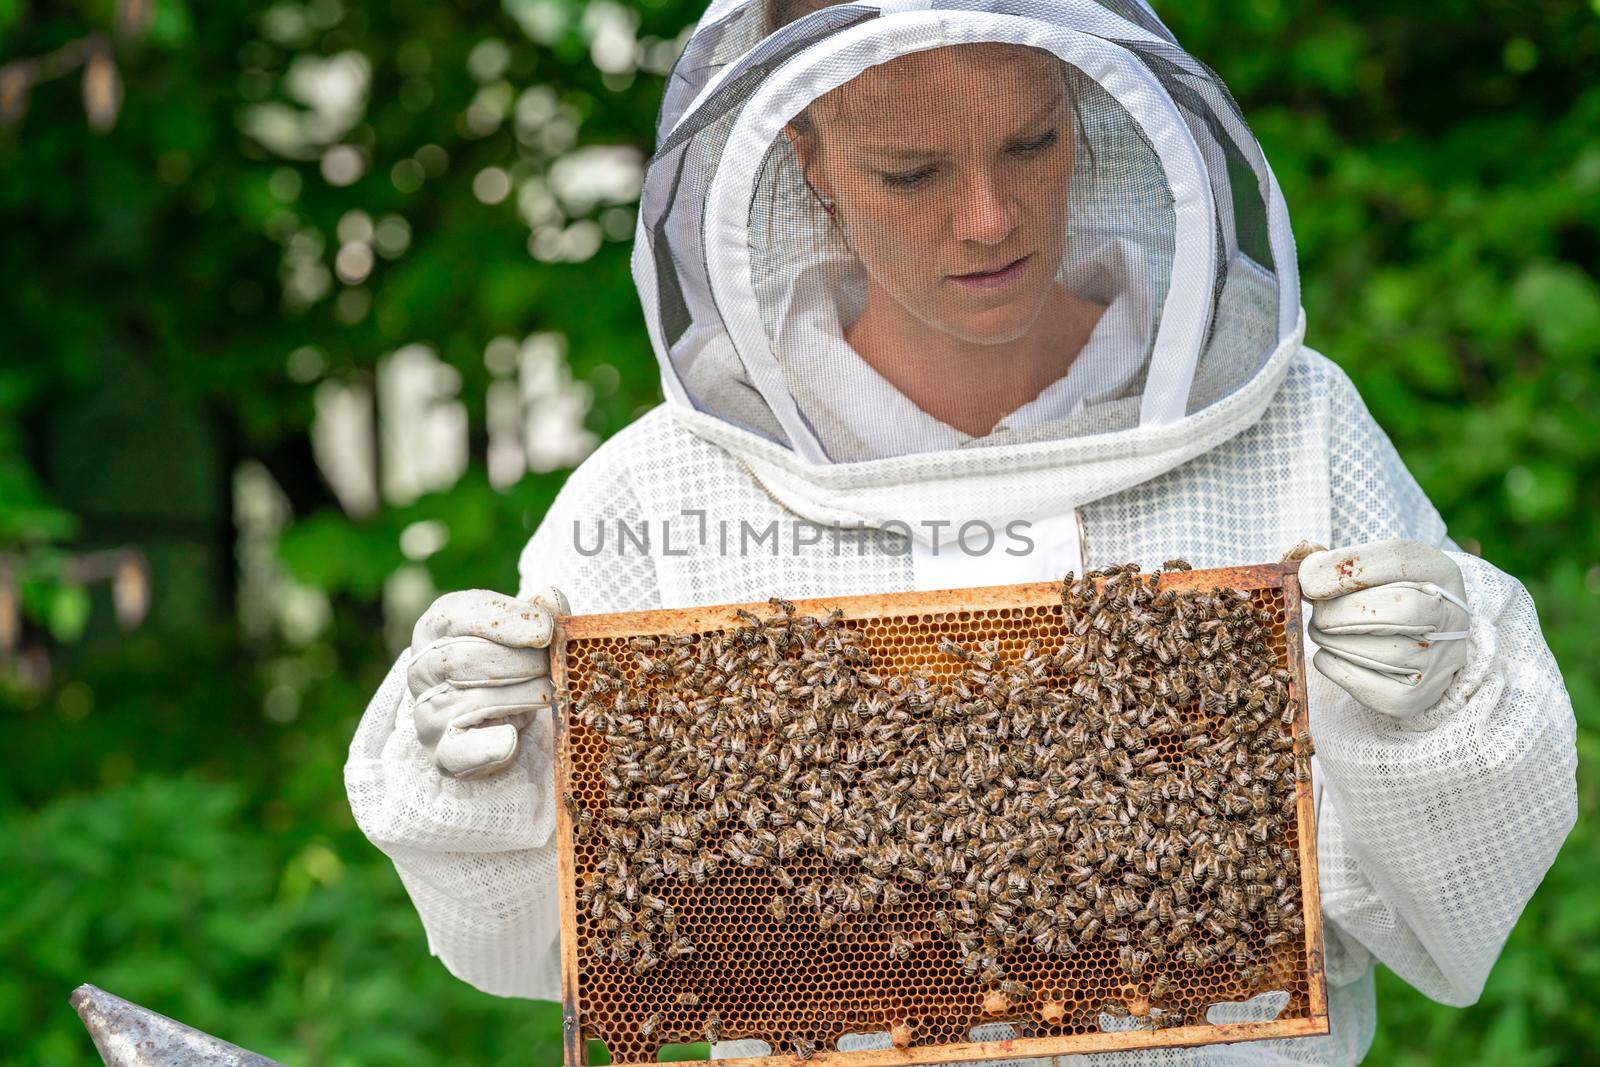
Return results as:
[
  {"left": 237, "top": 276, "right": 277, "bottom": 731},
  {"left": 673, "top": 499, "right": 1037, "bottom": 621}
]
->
[{"left": 934, "top": 299, "right": 1048, "bottom": 346}]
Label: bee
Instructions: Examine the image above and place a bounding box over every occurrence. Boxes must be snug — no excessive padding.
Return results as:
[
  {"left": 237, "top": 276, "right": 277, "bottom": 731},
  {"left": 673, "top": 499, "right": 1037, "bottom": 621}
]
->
[
  {"left": 676, "top": 992, "right": 700, "bottom": 1007},
  {"left": 889, "top": 932, "right": 913, "bottom": 959},
  {"left": 703, "top": 1011, "right": 722, "bottom": 1045},
  {"left": 1145, "top": 1005, "right": 1185, "bottom": 1030},
  {"left": 793, "top": 1036, "right": 816, "bottom": 1061}
]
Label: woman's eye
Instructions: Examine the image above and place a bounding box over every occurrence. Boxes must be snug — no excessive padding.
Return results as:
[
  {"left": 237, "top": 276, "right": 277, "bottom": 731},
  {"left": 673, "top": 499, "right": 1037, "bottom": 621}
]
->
[
  {"left": 1010, "top": 128, "right": 1059, "bottom": 155},
  {"left": 882, "top": 166, "right": 935, "bottom": 189},
  {"left": 878, "top": 132, "right": 1054, "bottom": 188}
]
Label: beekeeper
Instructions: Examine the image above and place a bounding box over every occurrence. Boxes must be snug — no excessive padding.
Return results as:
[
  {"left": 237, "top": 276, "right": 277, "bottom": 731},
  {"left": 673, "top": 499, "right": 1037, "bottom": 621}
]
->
[{"left": 344, "top": 1, "right": 1576, "bottom": 1063}]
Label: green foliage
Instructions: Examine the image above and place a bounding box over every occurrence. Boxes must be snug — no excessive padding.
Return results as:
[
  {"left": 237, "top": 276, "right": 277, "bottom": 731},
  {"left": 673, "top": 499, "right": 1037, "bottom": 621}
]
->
[
  {"left": 0, "top": 774, "right": 567, "bottom": 1066},
  {"left": 1, "top": 1, "right": 1596, "bottom": 1065},
  {"left": 277, "top": 470, "right": 569, "bottom": 599}
]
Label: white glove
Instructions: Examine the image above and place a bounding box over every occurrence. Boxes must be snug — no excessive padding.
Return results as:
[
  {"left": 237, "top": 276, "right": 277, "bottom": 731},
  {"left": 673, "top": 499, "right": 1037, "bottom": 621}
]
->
[
  {"left": 1299, "top": 539, "right": 1473, "bottom": 720},
  {"left": 408, "top": 586, "right": 569, "bottom": 779}
]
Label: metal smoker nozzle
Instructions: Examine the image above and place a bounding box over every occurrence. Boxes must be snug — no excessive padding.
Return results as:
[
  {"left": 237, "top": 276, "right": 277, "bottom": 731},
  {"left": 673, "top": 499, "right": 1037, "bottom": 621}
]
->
[{"left": 70, "top": 984, "right": 286, "bottom": 1067}]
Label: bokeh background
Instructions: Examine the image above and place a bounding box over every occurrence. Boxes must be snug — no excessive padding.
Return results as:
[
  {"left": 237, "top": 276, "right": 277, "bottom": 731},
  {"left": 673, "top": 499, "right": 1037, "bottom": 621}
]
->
[{"left": 2, "top": 1, "right": 1596, "bottom": 1064}]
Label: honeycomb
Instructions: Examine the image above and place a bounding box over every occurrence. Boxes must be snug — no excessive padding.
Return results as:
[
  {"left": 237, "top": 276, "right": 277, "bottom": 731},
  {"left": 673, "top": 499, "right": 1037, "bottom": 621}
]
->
[{"left": 552, "top": 564, "right": 1326, "bottom": 1065}]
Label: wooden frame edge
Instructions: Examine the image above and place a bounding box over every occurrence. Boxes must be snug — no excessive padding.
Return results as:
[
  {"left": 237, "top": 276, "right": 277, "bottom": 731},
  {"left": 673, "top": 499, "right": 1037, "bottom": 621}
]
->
[
  {"left": 1280, "top": 570, "right": 1330, "bottom": 1024},
  {"left": 558, "top": 563, "right": 1303, "bottom": 642},
  {"left": 554, "top": 619, "right": 587, "bottom": 1067},
  {"left": 689, "top": 1015, "right": 1331, "bottom": 1067},
  {"left": 553, "top": 560, "right": 1328, "bottom": 1064}
]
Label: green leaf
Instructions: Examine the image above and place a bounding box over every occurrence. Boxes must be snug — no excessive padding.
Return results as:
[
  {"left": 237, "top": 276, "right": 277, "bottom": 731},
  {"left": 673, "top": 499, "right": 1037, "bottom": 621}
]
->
[
  {"left": 277, "top": 511, "right": 406, "bottom": 599},
  {"left": 655, "top": 1041, "right": 709, "bottom": 1061},
  {"left": 147, "top": 0, "right": 194, "bottom": 48},
  {"left": 48, "top": 584, "right": 91, "bottom": 643},
  {"left": 1504, "top": 462, "right": 1578, "bottom": 525},
  {"left": 1511, "top": 262, "right": 1600, "bottom": 363}
]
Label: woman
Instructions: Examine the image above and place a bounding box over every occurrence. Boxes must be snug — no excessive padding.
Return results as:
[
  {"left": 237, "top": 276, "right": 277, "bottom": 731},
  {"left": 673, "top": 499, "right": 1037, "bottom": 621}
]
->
[{"left": 344, "top": 2, "right": 1576, "bottom": 1063}]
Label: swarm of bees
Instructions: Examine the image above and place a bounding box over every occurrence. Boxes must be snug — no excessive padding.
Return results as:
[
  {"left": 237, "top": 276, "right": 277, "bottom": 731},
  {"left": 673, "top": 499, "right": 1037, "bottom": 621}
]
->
[{"left": 570, "top": 562, "right": 1308, "bottom": 1046}]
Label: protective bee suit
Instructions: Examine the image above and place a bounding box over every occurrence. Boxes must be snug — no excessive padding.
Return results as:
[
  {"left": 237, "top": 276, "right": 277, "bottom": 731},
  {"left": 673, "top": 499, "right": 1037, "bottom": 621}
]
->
[{"left": 343, "top": 1, "right": 1577, "bottom": 1063}]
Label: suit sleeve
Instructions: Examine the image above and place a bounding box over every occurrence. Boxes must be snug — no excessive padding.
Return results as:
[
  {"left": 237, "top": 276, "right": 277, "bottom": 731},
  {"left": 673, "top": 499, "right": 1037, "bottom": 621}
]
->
[
  {"left": 344, "top": 448, "right": 661, "bottom": 1000},
  {"left": 1311, "top": 367, "right": 1577, "bottom": 1005}
]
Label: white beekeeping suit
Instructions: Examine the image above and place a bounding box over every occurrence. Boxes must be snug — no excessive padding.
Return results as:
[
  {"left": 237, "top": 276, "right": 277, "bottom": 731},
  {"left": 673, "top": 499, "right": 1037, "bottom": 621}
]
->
[{"left": 344, "top": 1, "right": 1576, "bottom": 1063}]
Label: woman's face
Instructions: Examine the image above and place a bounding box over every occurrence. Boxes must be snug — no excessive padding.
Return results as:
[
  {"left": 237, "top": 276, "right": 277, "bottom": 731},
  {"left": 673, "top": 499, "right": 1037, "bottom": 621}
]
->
[{"left": 788, "top": 45, "right": 1075, "bottom": 345}]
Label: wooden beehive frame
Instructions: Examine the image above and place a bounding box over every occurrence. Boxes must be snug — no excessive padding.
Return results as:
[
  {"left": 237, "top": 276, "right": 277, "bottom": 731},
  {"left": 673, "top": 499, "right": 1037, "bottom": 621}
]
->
[{"left": 552, "top": 563, "right": 1327, "bottom": 1065}]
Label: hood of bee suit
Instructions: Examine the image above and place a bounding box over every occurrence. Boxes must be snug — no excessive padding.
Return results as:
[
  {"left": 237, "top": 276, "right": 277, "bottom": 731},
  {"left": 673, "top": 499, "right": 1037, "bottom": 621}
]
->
[{"left": 631, "top": 0, "right": 1303, "bottom": 544}]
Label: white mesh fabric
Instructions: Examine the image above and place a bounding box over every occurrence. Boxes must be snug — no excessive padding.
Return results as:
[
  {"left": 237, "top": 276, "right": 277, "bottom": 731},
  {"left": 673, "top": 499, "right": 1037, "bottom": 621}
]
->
[
  {"left": 343, "top": 347, "right": 1577, "bottom": 1064},
  {"left": 343, "top": 441, "right": 662, "bottom": 1001},
  {"left": 345, "top": 652, "right": 566, "bottom": 999},
  {"left": 1307, "top": 553, "right": 1577, "bottom": 1007},
  {"left": 663, "top": 309, "right": 1302, "bottom": 555},
  {"left": 638, "top": 0, "right": 1300, "bottom": 466}
]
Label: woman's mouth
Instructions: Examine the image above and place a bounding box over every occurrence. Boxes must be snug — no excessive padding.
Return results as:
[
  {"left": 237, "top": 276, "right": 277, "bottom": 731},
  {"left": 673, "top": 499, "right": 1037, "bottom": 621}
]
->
[{"left": 946, "top": 254, "right": 1031, "bottom": 292}]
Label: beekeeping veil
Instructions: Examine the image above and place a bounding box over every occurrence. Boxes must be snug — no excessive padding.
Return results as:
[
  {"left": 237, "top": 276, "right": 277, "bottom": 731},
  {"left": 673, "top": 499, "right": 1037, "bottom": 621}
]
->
[{"left": 633, "top": 0, "right": 1302, "bottom": 556}]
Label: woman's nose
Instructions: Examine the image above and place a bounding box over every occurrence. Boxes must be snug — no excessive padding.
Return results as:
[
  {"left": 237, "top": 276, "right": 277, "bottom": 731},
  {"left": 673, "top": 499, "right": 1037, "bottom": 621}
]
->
[{"left": 950, "top": 169, "right": 1019, "bottom": 245}]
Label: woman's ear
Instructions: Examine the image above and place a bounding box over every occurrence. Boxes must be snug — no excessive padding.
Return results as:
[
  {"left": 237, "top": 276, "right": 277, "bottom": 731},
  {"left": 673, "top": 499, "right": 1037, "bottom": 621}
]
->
[{"left": 783, "top": 122, "right": 831, "bottom": 202}]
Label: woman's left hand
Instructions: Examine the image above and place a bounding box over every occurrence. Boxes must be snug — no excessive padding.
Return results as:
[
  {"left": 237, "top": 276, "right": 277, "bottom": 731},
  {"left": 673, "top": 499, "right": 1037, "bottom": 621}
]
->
[{"left": 1298, "top": 539, "right": 1474, "bottom": 720}]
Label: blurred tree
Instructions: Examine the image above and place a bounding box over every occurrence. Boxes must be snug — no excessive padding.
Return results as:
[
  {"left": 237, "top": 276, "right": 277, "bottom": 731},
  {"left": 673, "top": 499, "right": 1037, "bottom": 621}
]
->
[{"left": 0, "top": 1, "right": 1595, "bottom": 1065}]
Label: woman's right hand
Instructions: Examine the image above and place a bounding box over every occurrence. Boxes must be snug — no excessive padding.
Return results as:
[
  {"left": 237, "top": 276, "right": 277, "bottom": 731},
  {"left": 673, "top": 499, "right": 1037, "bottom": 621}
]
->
[{"left": 407, "top": 586, "right": 569, "bottom": 779}]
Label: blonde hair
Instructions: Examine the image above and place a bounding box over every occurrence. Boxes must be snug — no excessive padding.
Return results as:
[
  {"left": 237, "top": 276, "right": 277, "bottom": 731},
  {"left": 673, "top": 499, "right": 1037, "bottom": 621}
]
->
[{"left": 760, "top": 2, "right": 1091, "bottom": 248}]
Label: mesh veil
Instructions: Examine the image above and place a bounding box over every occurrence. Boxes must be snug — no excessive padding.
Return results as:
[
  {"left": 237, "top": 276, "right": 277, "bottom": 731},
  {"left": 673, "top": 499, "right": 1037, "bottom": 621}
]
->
[{"left": 634, "top": 0, "right": 1299, "bottom": 464}]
